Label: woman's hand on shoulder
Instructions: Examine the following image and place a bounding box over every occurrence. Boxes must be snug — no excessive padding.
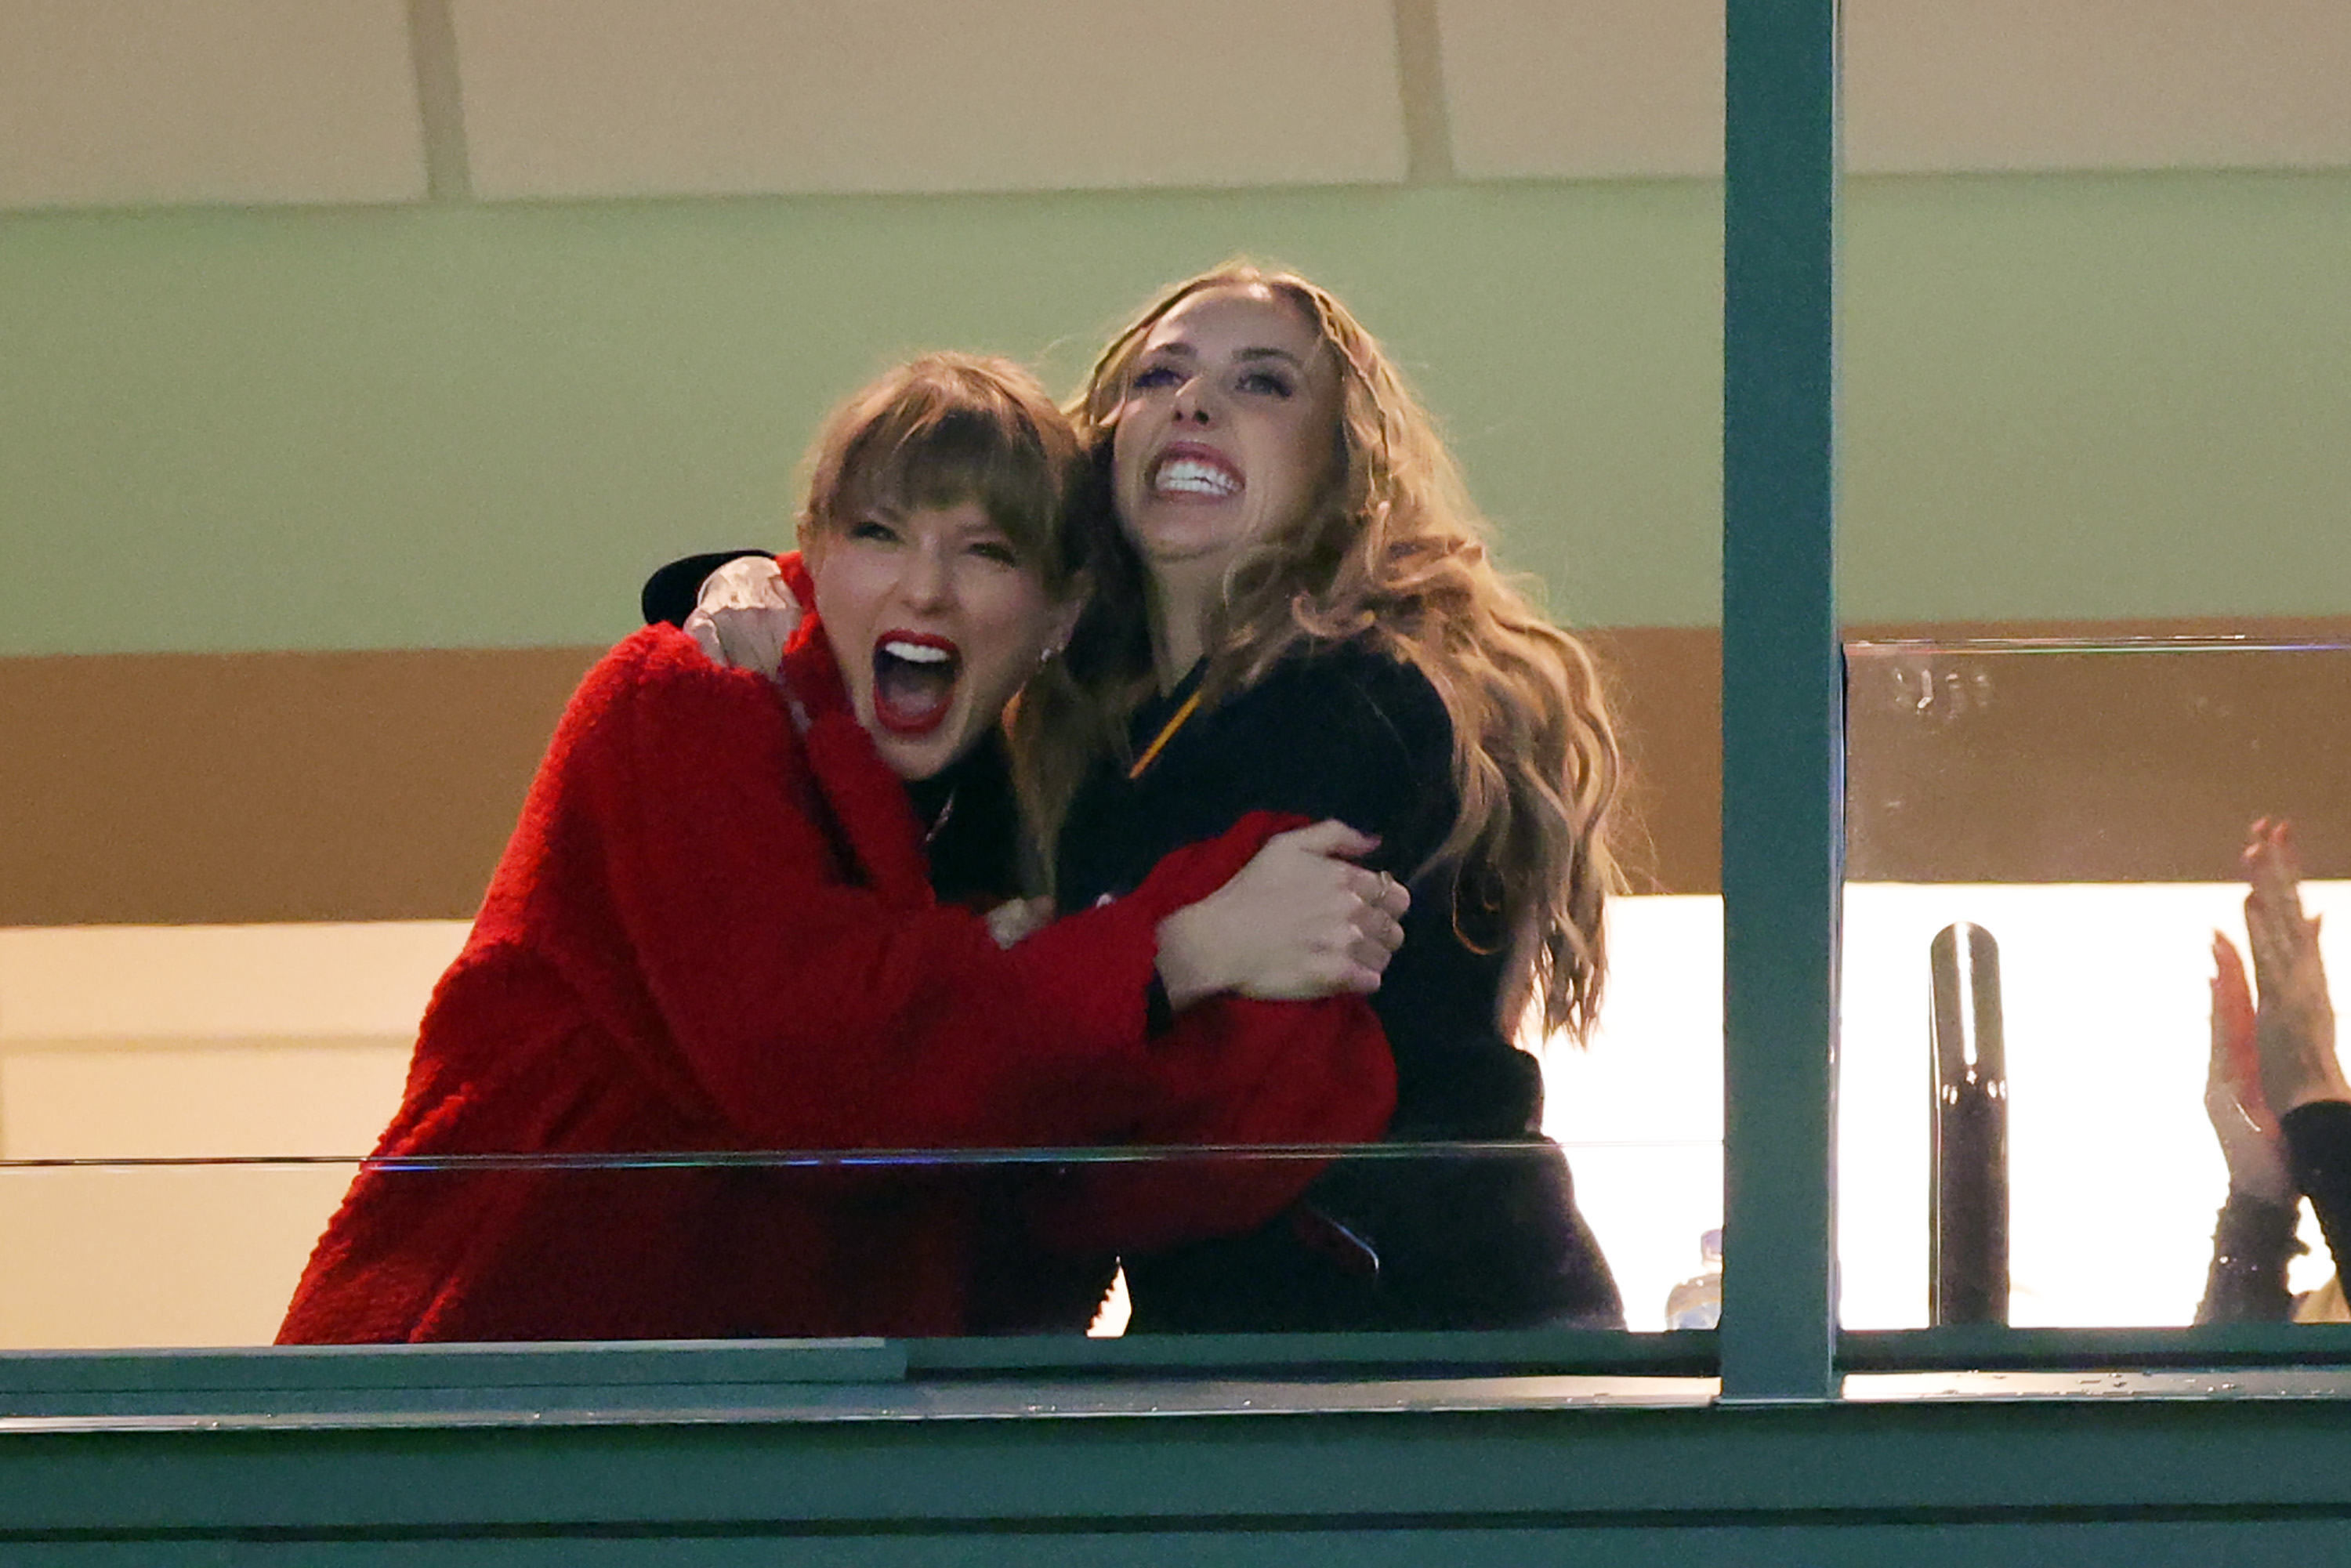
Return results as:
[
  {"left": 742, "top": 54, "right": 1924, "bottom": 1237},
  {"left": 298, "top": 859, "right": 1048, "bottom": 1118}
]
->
[
  {"left": 1153, "top": 820, "right": 1410, "bottom": 1010},
  {"left": 985, "top": 896, "right": 1056, "bottom": 950},
  {"left": 683, "top": 556, "right": 799, "bottom": 681}
]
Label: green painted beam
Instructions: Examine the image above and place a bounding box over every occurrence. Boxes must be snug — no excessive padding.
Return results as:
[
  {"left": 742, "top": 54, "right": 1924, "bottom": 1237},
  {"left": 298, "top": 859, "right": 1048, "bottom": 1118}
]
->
[
  {"left": 10, "top": 1391, "right": 2351, "bottom": 1551},
  {"left": 1718, "top": 0, "right": 1841, "bottom": 1403}
]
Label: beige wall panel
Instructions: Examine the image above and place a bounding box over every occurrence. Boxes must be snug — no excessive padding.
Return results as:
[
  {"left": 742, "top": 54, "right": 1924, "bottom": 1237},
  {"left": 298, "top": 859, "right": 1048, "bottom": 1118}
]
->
[
  {"left": 1437, "top": 0, "right": 1723, "bottom": 180},
  {"left": 1439, "top": 0, "right": 2350, "bottom": 179},
  {"left": 0, "top": 0, "right": 426, "bottom": 209},
  {"left": 0, "top": 1041, "right": 411, "bottom": 1158},
  {"left": 453, "top": 0, "right": 1408, "bottom": 198},
  {"left": 0, "top": 925, "right": 464, "bottom": 1042},
  {"left": 1846, "top": 0, "right": 2351, "bottom": 174},
  {"left": 0, "top": 1162, "right": 354, "bottom": 1346}
]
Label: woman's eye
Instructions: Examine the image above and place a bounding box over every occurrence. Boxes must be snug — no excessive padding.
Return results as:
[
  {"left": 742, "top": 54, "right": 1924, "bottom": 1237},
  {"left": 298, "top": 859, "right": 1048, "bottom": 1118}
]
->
[
  {"left": 1131, "top": 364, "right": 1180, "bottom": 390},
  {"left": 847, "top": 518, "right": 898, "bottom": 544},
  {"left": 969, "top": 539, "right": 1020, "bottom": 566},
  {"left": 1239, "top": 370, "right": 1294, "bottom": 398}
]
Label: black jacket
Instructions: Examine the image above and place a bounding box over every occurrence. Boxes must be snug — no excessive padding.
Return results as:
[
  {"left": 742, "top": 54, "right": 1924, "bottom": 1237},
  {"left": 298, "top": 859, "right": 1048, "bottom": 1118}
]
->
[{"left": 1058, "top": 643, "right": 1625, "bottom": 1331}]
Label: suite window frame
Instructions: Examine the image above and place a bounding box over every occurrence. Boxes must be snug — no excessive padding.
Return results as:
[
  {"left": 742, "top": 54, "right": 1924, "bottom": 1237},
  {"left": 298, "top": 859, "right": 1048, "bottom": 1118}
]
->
[{"left": 2, "top": 0, "right": 2331, "bottom": 1429}]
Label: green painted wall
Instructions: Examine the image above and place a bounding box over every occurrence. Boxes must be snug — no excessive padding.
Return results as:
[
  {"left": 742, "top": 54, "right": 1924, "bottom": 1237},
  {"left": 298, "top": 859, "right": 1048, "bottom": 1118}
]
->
[{"left": 2, "top": 172, "right": 2344, "bottom": 656}]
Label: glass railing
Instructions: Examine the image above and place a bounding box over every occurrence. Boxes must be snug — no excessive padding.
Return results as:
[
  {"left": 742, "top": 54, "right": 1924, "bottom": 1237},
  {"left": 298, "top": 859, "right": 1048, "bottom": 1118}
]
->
[{"left": 0, "top": 1138, "right": 1722, "bottom": 1356}]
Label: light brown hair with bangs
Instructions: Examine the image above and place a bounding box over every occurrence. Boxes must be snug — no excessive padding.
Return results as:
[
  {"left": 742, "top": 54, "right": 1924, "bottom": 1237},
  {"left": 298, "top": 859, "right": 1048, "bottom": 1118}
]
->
[
  {"left": 1020, "top": 263, "right": 1625, "bottom": 1041},
  {"left": 797, "top": 352, "right": 1089, "bottom": 598}
]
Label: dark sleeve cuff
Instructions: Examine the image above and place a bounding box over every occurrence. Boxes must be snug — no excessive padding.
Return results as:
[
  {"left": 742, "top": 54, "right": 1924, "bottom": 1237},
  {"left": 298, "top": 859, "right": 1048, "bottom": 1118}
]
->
[
  {"left": 2284, "top": 1099, "right": 2351, "bottom": 1285},
  {"left": 2195, "top": 1190, "right": 2302, "bottom": 1324}
]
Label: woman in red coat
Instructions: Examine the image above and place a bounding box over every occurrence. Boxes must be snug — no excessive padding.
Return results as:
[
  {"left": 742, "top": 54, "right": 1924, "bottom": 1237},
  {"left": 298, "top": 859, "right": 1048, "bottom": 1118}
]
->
[{"left": 278, "top": 355, "right": 1401, "bottom": 1343}]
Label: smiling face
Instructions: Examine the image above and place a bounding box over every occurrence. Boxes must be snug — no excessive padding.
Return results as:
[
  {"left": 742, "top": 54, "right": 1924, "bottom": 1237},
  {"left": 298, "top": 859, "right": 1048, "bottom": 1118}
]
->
[
  {"left": 806, "top": 498, "right": 1077, "bottom": 780},
  {"left": 1110, "top": 284, "right": 1343, "bottom": 595}
]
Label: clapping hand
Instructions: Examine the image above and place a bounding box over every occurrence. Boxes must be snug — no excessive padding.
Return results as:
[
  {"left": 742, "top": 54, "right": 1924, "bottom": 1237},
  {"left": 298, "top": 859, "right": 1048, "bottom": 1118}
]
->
[
  {"left": 2241, "top": 818, "right": 2349, "bottom": 1118},
  {"left": 2207, "top": 930, "right": 2293, "bottom": 1204}
]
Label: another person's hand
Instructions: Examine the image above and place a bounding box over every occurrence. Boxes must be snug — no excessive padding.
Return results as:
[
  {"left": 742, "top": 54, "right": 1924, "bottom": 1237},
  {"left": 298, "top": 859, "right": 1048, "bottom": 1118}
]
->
[
  {"left": 984, "top": 896, "right": 1055, "bottom": 950},
  {"left": 2243, "top": 818, "right": 2350, "bottom": 1117},
  {"left": 1154, "top": 820, "right": 1410, "bottom": 1010},
  {"left": 683, "top": 556, "right": 799, "bottom": 680},
  {"left": 2208, "top": 932, "right": 2293, "bottom": 1204}
]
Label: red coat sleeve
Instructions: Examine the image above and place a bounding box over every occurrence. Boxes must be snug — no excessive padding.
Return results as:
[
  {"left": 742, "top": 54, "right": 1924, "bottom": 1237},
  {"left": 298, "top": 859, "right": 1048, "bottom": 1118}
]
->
[
  {"left": 502, "top": 628, "right": 1214, "bottom": 1153},
  {"left": 1027, "top": 813, "right": 1400, "bottom": 1255}
]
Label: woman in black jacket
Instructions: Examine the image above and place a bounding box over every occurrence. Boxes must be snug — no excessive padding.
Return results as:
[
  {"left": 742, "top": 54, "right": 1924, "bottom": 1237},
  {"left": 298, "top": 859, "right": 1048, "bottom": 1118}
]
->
[{"left": 1017, "top": 263, "right": 1628, "bottom": 1331}]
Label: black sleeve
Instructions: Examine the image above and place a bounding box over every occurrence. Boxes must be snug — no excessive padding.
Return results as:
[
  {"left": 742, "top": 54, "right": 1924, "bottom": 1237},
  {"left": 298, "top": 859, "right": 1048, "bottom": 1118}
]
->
[
  {"left": 639, "top": 549, "right": 775, "bottom": 629},
  {"left": 2283, "top": 1099, "right": 2351, "bottom": 1286},
  {"left": 2194, "top": 1191, "right": 2301, "bottom": 1324},
  {"left": 1203, "top": 652, "right": 1457, "bottom": 881}
]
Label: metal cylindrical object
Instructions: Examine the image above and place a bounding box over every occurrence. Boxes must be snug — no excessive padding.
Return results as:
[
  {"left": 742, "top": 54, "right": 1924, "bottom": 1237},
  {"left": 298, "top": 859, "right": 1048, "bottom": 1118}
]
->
[{"left": 1929, "top": 922, "right": 2009, "bottom": 1326}]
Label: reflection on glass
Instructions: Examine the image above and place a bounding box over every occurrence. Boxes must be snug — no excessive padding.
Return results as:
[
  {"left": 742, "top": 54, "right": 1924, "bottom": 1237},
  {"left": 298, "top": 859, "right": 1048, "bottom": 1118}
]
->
[
  {"left": 2, "top": 1143, "right": 1709, "bottom": 1351},
  {"left": 1842, "top": 638, "right": 2351, "bottom": 1328},
  {"left": 0, "top": 914, "right": 1730, "bottom": 1350}
]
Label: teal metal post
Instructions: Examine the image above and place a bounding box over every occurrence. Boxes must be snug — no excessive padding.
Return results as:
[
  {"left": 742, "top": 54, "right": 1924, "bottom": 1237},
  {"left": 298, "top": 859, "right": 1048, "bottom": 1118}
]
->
[{"left": 1719, "top": 0, "right": 1842, "bottom": 1401}]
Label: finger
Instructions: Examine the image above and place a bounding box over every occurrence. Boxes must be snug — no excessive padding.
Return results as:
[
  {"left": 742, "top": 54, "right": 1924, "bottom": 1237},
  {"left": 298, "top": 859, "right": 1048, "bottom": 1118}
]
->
[
  {"left": 1345, "top": 875, "right": 1408, "bottom": 943},
  {"left": 2213, "top": 932, "right": 2264, "bottom": 1099},
  {"left": 1276, "top": 819, "right": 1380, "bottom": 861},
  {"left": 685, "top": 611, "right": 726, "bottom": 666},
  {"left": 2249, "top": 823, "right": 2299, "bottom": 910},
  {"left": 1346, "top": 864, "right": 1393, "bottom": 906},
  {"left": 1352, "top": 908, "right": 1405, "bottom": 957},
  {"left": 2246, "top": 892, "right": 2292, "bottom": 985},
  {"left": 2215, "top": 930, "right": 2252, "bottom": 996}
]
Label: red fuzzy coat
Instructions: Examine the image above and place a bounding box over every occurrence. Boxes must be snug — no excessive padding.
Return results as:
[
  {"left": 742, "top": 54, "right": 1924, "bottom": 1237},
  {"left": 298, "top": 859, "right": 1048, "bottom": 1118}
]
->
[{"left": 279, "top": 597, "right": 1394, "bottom": 1342}]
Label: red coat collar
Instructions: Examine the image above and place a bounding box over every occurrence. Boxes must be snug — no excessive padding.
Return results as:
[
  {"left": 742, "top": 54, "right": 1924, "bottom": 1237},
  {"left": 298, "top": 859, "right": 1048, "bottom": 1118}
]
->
[{"left": 767, "top": 551, "right": 934, "bottom": 908}]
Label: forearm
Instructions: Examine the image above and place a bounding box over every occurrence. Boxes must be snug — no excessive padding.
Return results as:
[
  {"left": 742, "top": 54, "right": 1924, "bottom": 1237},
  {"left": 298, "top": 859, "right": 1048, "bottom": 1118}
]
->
[{"left": 1033, "top": 993, "right": 1397, "bottom": 1255}]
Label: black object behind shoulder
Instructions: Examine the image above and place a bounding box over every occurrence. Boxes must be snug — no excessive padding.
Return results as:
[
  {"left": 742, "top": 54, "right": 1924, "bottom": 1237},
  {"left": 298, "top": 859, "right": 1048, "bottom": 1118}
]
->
[{"left": 640, "top": 549, "right": 774, "bottom": 628}]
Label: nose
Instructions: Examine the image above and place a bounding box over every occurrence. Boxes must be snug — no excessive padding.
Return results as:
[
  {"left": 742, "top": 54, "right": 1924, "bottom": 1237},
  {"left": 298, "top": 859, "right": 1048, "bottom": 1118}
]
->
[
  {"left": 897, "top": 537, "right": 955, "bottom": 610},
  {"left": 1169, "top": 371, "right": 1216, "bottom": 426}
]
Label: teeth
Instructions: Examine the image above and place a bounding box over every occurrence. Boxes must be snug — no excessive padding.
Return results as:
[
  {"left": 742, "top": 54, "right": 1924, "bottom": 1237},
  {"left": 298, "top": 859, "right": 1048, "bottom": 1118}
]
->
[
  {"left": 1154, "top": 457, "right": 1241, "bottom": 498},
  {"left": 882, "top": 639, "right": 952, "bottom": 664}
]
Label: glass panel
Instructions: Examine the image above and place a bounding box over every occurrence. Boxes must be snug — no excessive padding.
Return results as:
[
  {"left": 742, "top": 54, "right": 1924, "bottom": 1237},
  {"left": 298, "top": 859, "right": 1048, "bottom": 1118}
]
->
[
  {"left": 0, "top": 915, "right": 1719, "bottom": 1353},
  {"left": 0, "top": 1142, "right": 1712, "bottom": 1351},
  {"left": 1840, "top": 637, "right": 2351, "bottom": 1331}
]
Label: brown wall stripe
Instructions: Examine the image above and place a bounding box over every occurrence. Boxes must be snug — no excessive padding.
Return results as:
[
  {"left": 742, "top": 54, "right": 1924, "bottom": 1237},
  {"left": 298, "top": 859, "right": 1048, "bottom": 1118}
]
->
[
  {"left": 0, "top": 646, "right": 600, "bottom": 926},
  {"left": 5, "top": 617, "right": 2348, "bottom": 927}
]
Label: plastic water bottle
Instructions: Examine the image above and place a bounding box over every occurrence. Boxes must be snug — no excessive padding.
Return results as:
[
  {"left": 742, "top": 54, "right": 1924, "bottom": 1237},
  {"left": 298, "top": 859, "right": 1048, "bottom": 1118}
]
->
[{"left": 1665, "top": 1227, "right": 1723, "bottom": 1329}]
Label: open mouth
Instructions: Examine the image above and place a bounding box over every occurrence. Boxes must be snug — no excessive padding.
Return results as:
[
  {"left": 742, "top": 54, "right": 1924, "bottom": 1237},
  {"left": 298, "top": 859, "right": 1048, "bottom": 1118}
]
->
[
  {"left": 871, "top": 632, "right": 960, "bottom": 736},
  {"left": 1150, "top": 444, "right": 1244, "bottom": 501}
]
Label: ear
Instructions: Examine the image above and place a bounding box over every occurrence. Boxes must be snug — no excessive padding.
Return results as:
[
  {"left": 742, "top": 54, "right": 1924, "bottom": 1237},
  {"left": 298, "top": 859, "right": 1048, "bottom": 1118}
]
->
[{"left": 1044, "top": 573, "right": 1090, "bottom": 659}]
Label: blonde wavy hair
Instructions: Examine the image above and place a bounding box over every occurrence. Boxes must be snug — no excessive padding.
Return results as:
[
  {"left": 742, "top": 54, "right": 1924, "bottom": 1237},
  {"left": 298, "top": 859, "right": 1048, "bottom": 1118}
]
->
[{"left": 1016, "top": 262, "right": 1624, "bottom": 1040}]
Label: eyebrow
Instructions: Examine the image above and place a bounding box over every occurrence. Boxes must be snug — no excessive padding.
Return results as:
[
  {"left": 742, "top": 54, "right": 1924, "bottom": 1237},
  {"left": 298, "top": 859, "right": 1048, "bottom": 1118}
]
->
[{"left": 1143, "top": 341, "right": 1310, "bottom": 372}]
